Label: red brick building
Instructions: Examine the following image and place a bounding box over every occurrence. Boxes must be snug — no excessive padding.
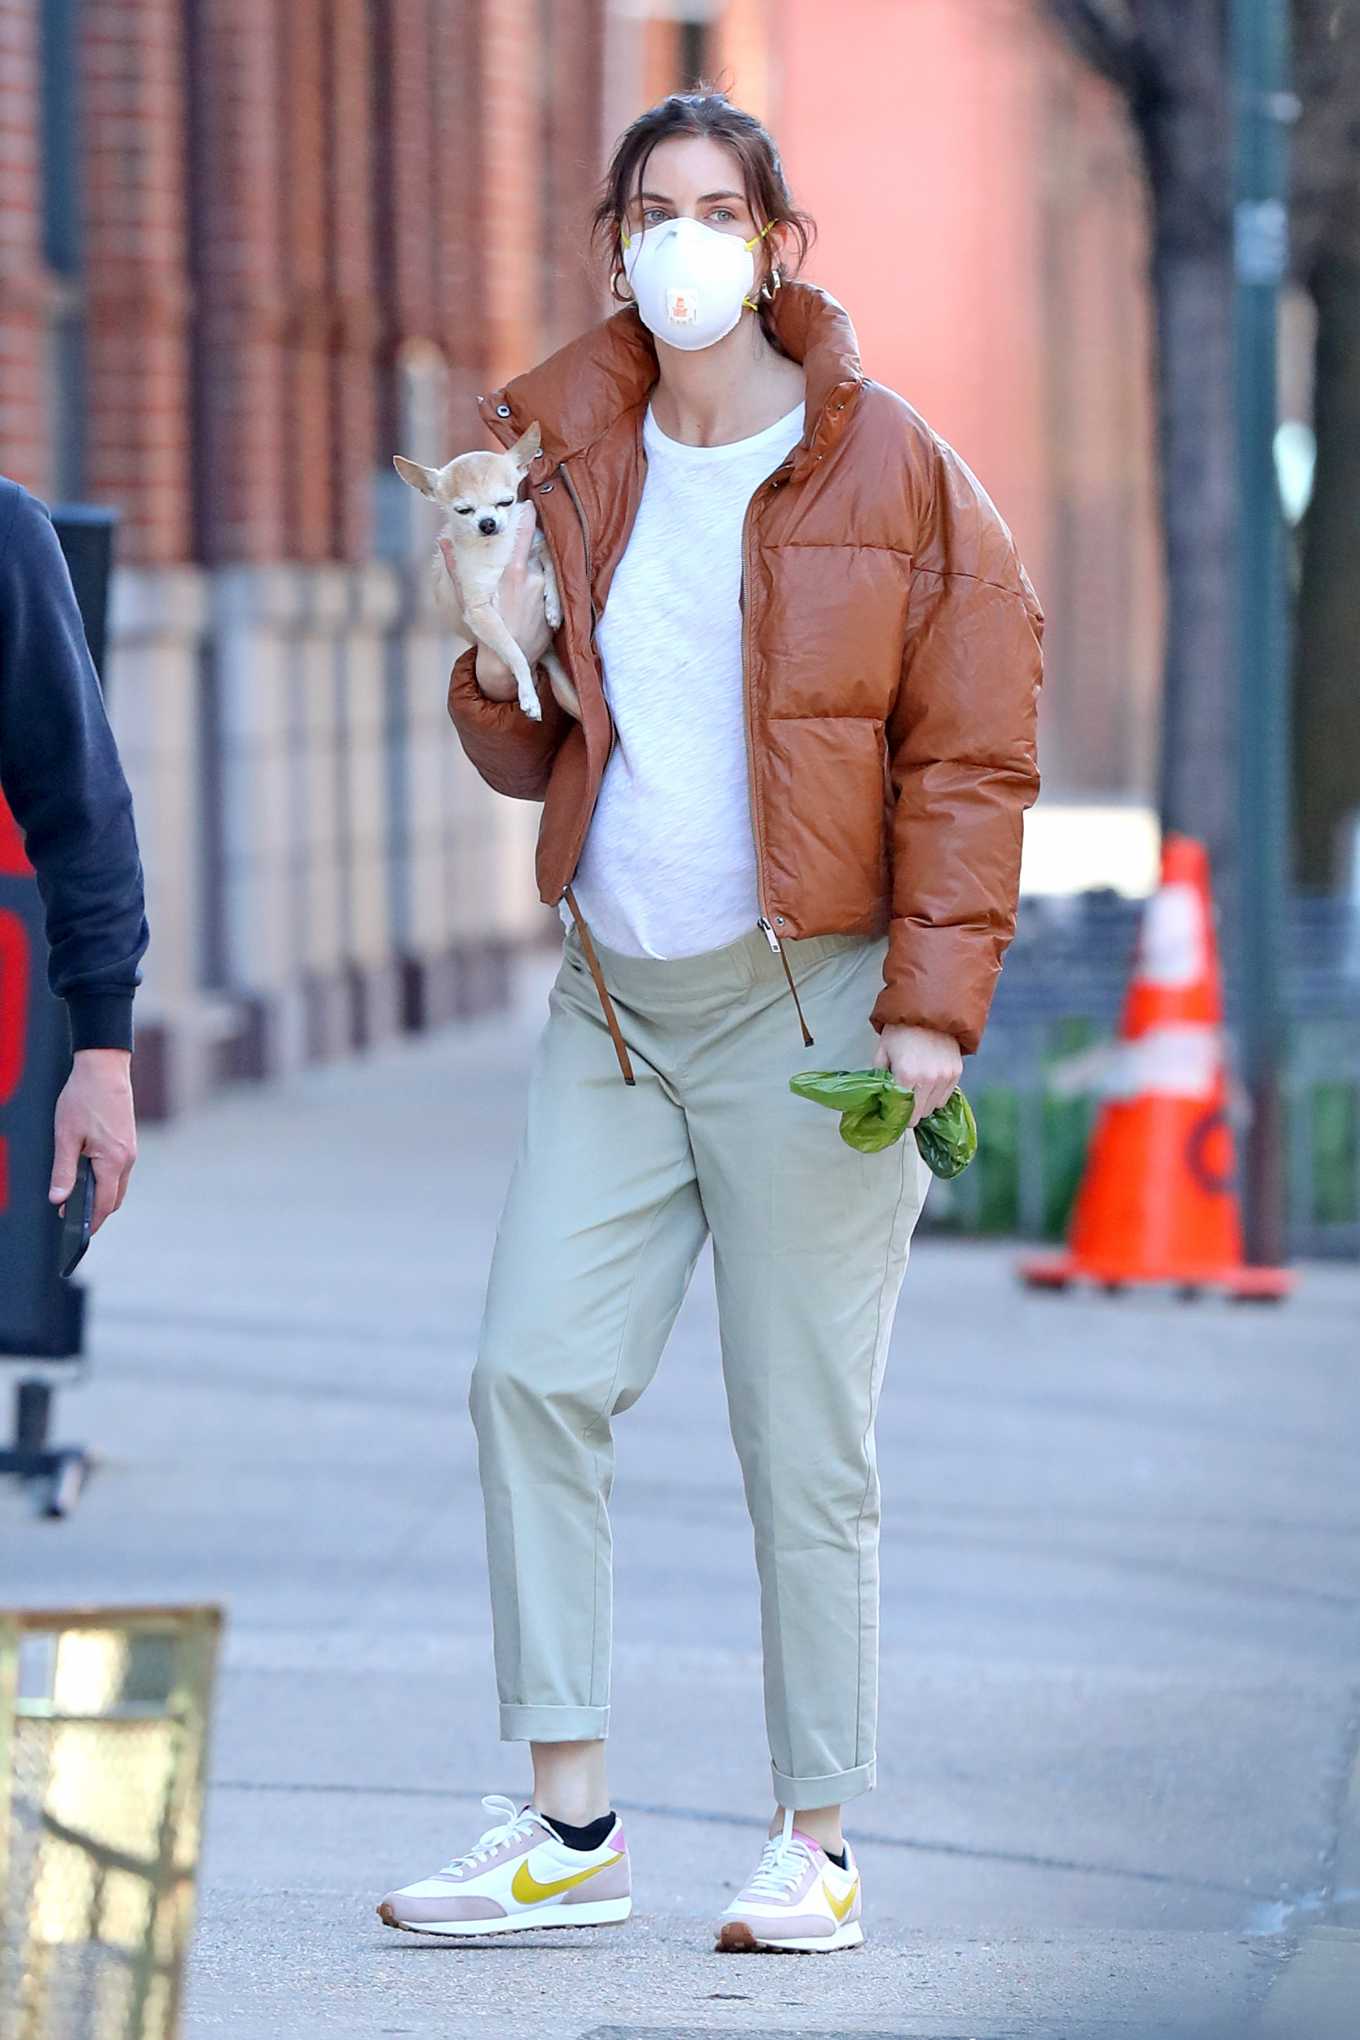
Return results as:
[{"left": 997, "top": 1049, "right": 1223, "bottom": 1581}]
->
[{"left": 2, "top": 0, "right": 607, "bottom": 560}]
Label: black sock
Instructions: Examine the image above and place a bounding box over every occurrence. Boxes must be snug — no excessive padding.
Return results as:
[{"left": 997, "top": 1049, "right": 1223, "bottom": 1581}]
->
[
  {"left": 541, "top": 1809, "right": 616, "bottom": 1852},
  {"left": 822, "top": 1842, "right": 848, "bottom": 1871}
]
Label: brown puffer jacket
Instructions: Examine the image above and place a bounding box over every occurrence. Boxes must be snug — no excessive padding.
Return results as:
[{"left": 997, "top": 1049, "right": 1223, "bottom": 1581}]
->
[{"left": 447, "top": 280, "right": 1044, "bottom": 1056}]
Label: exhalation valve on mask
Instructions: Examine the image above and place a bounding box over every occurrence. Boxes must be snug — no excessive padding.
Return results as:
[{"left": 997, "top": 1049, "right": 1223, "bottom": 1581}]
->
[{"left": 622, "top": 215, "right": 775, "bottom": 352}]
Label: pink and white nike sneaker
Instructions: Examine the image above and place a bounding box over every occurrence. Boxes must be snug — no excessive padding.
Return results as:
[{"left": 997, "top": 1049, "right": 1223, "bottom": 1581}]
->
[
  {"left": 715, "top": 1808, "right": 863, "bottom": 1953},
  {"left": 377, "top": 1794, "right": 630, "bottom": 1936}
]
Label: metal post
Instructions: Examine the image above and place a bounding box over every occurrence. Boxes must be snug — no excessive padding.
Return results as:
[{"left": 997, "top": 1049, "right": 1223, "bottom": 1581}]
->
[
  {"left": 1231, "top": 0, "right": 1292, "bottom": 1266},
  {"left": 14, "top": 1380, "right": 50, "bottom": 1456}
]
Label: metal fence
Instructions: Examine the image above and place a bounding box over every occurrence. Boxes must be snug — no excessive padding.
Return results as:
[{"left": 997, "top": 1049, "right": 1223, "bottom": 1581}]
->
[
  {"left": 0, "top": 1606, "right": 221, "bottom": 2040},
  {"left": 921, "top": 892, "right": 1360, "bottom": 1260}
]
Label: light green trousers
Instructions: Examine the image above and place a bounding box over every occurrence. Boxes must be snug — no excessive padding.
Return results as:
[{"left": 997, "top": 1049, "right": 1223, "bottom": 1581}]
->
[{"left": 468, "top": 922, "right": 931, "bottom": 1809}]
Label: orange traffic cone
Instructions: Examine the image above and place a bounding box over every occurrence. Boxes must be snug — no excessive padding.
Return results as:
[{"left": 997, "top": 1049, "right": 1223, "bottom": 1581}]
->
[{"left": 1020, "top": 835, "right": 1292, "bottom": 1300}]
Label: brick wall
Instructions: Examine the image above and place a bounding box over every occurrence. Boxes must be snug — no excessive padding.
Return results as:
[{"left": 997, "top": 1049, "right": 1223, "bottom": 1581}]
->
[
  {"left": 1, "top": 1, "right": 617, "bottom": 554},
  {"left": 373, "top": 0, "right": 439, "bottom": 448},
  {"left": 0, "top": 0, "right": 50, "bottom": 493},
  {"left": 433, "top": 0, "right": 487, "bottom": 435},
  {"left": 276, "top": 0, "right": 333, "bottom": 562},
  {"left": 186, "top": 0, "right": 288, "bottom": 563},
  {"left": 81, "top": 0, "right": 193, "bottom": 566},
  {"left": 541, "top": 0, "right": 609, "bottom": 354},
  {"left": 325, "top": 0, "right": 379, "bottom": 561},
  {"left": 478, "top": 0, "right": 542, "bottom": 385}
]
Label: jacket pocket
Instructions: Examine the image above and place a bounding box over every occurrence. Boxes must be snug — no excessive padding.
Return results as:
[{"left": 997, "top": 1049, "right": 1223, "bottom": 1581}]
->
[{"left": 763, "top": 714, "right": 890, "bottom": 927}]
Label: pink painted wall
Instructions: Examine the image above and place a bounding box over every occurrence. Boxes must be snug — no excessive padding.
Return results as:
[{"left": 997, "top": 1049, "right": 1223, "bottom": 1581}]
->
[{"left": 754, "top": 0, "right": 1163, "bottom": 801}]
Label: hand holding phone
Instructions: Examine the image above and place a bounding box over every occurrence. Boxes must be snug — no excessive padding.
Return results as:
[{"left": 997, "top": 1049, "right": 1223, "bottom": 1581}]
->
[{"left": 59, "top": 1153, "right": 96, "bottom": 1278}]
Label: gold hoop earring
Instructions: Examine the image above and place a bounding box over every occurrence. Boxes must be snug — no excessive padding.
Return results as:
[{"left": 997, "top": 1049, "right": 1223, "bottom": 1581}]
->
[{"left": 760, "top": 265, "right": 782, "bottom": 304}]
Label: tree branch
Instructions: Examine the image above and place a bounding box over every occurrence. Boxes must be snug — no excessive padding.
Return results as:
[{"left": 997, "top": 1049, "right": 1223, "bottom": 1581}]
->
[
  {"left": 1044, "top": 0, "right": 1147, "bottom": 96},
  {"left": 1292, "top": 0, "right": 1360, "bottom": 277}
]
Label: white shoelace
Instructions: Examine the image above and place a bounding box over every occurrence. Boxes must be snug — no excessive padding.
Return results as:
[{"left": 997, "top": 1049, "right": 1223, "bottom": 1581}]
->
[
  {"left": 743, "top": 1808, "right": 816, "bottom": 1900},
  {"left": 440, "top": 1793, "right": 540, "bottom": 1875}
]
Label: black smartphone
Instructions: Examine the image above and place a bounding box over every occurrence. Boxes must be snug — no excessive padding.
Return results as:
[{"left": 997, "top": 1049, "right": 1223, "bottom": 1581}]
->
[{"left": 59, "top": 1153, "right": 96, "bottom": 1279}]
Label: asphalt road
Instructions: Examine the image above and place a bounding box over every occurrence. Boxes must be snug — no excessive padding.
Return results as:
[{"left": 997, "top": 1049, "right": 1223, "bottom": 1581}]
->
[{"left": 5, "top": 951, "right": 1359, "bottom": 2039}]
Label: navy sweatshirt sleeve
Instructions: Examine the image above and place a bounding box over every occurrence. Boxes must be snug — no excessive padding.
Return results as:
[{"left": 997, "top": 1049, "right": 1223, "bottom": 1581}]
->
[{"left": 0, "top": 480, "right": 149, "bottom": 1052}]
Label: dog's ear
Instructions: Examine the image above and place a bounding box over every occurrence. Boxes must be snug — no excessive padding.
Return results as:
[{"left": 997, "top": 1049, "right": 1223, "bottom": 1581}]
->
[
  {"left": 393, "top": 455, "right": 443, "bottom": 500},
  {"left": 508, "top": 422, "right": 542, "bottom": 474}
]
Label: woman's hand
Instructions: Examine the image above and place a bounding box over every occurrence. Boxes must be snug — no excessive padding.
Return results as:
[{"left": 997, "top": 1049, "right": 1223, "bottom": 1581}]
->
[
  {"left": 873, "top": 1024, "right": 963, "bottom": 1129},
  {"left": 440, "top": 509, "right": 553, "bottom": 703}
]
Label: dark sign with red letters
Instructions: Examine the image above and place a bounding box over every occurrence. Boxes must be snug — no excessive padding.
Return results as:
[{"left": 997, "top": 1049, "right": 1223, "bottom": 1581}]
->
[
  {"left": 0, "top": 801, "right": 83, "bottom": 1354},
  {"left": 0, "top": 508, "right": 115, "bottom": 1360}
]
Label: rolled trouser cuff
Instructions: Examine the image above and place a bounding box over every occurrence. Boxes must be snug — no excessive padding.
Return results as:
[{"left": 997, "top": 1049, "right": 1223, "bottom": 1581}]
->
[
  {"left": 771, "top": 1757, "right": 876, "bottom": 1809},
  {"left": 499, "top": 1702, "right": 610, "bottom": 1742}
]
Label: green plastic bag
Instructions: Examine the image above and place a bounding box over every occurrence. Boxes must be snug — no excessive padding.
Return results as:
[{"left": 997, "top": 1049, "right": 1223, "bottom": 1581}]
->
[{"left": 789, "top": 1068, "right": 978, "bottom": 1177}]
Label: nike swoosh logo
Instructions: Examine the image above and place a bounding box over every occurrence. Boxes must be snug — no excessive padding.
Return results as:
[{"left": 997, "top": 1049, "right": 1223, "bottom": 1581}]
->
[
  {"left": 511, "top": 1851, "right": 623, "bottom": 1905},
  {"left": 824, "top": 1876, "right": 858, "bottom": 1922}
]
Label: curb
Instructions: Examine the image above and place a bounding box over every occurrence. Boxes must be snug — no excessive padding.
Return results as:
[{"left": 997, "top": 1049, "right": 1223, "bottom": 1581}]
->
[{"left": 1258, "top": 1719, "right": 1360, "bottom": 2036}]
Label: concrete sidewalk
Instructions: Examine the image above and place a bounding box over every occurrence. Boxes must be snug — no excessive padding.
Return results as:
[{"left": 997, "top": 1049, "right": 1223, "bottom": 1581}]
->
[{"left": 6, "top": 952, "right": 1359, "bottom": 2039}]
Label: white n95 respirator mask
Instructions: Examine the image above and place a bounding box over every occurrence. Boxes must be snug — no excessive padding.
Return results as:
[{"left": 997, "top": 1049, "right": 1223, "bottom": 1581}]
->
[{"left": 622, "top": 215, "right": 775, "bottom": 351}]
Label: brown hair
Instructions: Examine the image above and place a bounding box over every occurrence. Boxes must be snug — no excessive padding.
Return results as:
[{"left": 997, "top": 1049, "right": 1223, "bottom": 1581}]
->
[{"left": 591, "top": 87, "right": 816, "bottom": 336}]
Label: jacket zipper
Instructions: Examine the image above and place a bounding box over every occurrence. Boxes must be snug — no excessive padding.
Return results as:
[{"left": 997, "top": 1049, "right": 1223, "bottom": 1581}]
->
[
  {"left": 485, "top": 394, "right": 615, "bottom": 785},
  {"left": 741, "top": 453, "right": 813, "bottom": 1046},
  {"left": 739, "top": 474, "right": 774, "bottom": 933},
  {"left": 556, "top": 457, "right": 641, "bottom": 1086},
  {"left": 557, "top": 461, "right": 616, "bottom": 901}
]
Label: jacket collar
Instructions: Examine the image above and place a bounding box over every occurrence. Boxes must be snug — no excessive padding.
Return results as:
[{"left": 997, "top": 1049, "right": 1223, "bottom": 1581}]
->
[{"left": 478, "top": 280, "right": 865, "bottom": 477}]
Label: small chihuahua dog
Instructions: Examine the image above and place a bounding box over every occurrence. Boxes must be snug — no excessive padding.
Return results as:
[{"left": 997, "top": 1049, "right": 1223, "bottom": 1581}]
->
[{"left": 394, "top": 422, "right": 578, "bottom": 722}]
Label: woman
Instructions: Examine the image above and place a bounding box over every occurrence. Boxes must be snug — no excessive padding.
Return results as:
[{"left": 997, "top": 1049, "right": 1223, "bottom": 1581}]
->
[{"left": 379, "top": 90, "right": 1043, "bottom": 1954}]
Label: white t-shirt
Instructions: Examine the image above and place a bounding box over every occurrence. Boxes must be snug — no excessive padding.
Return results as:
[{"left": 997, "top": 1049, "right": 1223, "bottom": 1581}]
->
[{"left": 562, "top": 398, "right": 807, "bottom": 958}]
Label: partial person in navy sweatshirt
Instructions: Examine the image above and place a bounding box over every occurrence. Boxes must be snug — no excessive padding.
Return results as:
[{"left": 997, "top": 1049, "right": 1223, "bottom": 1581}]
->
[{"left": 0, "top": 478, "right": 148, "bottom": 1233}]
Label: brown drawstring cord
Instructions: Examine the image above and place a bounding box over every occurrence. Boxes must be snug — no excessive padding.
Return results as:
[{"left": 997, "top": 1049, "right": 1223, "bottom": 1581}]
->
[
  {"left": 564, "top": 885, "right": 636, "bottom": 1086},
  {"left": 563, "top": 888, "right": 812, "bottom": 1079},
  {"left": 775, "top": 937, "right": 816, "bottom": 1047}
]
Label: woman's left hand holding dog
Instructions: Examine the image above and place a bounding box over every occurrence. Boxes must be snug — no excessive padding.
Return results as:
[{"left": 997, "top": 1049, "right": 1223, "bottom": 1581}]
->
[{"left": 873, "top": 1024, "right": 963, "bottom": 1129}]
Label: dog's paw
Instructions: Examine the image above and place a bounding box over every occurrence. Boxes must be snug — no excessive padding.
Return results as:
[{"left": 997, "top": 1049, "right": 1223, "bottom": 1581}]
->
[{"left": 517, "top": 690, "right": 543, "bottom": 723}]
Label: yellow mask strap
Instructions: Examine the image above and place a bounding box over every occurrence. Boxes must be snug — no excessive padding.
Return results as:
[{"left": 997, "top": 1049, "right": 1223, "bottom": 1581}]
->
[{"left": 743, "top": 219, "right": 777, "bottom": 310}]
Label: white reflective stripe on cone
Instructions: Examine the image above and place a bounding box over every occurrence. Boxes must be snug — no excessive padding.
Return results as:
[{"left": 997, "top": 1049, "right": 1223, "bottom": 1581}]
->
[
  {"left": 1135, "top": 884, "right": 1208, "bottom": 988},
  {"left": 1100, "top": 1024, "right": 1222, "bottom": 1101}
]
